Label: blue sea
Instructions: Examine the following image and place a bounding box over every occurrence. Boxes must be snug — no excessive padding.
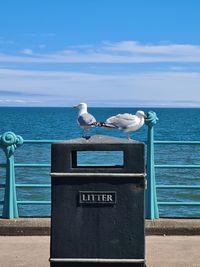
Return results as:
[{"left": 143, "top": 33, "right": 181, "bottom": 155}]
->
[{"left": 0, "top": 107, "right": 200, "bottom": 218}]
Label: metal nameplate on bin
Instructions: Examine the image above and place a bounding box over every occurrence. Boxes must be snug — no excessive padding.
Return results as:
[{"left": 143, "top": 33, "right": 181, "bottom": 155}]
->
[{"left": 79, "top": 191, "right": 117, "bottom": 205}]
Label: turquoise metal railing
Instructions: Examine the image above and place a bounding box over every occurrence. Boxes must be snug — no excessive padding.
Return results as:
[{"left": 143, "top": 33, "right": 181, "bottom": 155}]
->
[
  {"left": 0, "top": 137, "right": 59, "bottom": 217},
  {"left": 154, "top": 140, "right": 200, "bottom": 210},
  {"left": 0, "top": 111, "right": 200, "bottom": 219},
  {"left": 145, "top": 111, "right": 159, "bottom": 219},
  {"left": 0, "top": 132, "right": 23, "bottom": 218}
]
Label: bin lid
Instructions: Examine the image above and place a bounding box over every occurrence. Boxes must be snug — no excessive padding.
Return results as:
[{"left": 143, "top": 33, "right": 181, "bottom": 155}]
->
[{"left": 55, "top": 134, "right": 142, "bottom": 145}]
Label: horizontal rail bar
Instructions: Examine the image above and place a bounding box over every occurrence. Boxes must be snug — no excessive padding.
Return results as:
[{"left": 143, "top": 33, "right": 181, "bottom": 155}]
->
[
  {"left": 158, "top": 202, "right": 200, "bottom": 206},
  {"left": 3, "top": 184, "right": 199, "bottom": 189},
  {"left": 21, "top": 140, "right": 200, "bottom": 145},
  {"left": 17, "top": 200, "right": 51, "bottom": 205},
  {"left": 14, "top": 164, "right": 50, "bottom": 167},
  {"left": 16, "top": 184, "right": 50, "bottom": 188},
  {"left": 50, "top": 172, "right": 146, "bottom": 178},
  {"left": 1, "top": 139, "right": 199, "bottom": 145},
  {"left": 14, "top": 164, "right": 200, "bottom": 168},
  {"left": 16, "top": 163, "right": 126, "bottom": 168},
  {"left": 23, "top": 140, "right": 65, "bottom": 144},
  {"left": 49, "top": 258, "right": 145, "bottom": 263},
  {"left": 155, "top": 164, "right": 200, "bottom": 168},
  {"left": 157, "top": 185, "right": 200, "bottom": 189},
  {"left": 154, "top": 141, "right": 200, "bottom": 144},
  {"left": 1, "top": 183, "right": 51, "bottom": 188}
]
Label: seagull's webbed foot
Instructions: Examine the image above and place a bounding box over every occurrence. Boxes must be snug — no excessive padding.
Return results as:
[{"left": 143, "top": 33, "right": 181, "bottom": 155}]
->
[{"left": 82, "top": 129, "right": 91, "bottom": 140}]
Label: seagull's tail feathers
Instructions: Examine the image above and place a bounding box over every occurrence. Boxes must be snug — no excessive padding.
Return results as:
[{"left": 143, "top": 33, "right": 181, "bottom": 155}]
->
[
  {"left": 90, "top": 122, "right": 99, "bottom": 127},
  {"left": 98, "top": 122, "right": 117, "bottom": 128}
]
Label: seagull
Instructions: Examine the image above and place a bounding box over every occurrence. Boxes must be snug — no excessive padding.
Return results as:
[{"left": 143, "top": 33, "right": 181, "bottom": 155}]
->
[
  {"left": 73, "top": 103, "right": 97, "bottom": 138},
  {"left": 102, "top": 110, "right": 146, "bottom": 139}
]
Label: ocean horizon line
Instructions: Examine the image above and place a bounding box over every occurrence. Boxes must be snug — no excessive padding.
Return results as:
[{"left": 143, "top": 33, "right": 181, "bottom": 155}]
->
[{"left": 0, "top": 105, "right": 200, "bottom": 109}]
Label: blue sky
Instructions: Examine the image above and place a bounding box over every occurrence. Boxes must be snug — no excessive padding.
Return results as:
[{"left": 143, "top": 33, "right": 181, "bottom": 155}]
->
[{"left": 1, "top": 0, "right": 200, "bottom": 107}]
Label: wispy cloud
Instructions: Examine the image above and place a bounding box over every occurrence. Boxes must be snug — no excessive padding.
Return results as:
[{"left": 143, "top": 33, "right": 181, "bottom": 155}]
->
[
  {"left": 102, "top": 41, "right": 200, "bottom": 55},
  {"left": 0, "top": 99, "right": 41, "bottom": 104},
  {"left": 0, "top": 89, "right": 47, "bottom": 97},
  {"left": 1, "top": 41, "right": 200, "bottom": 63},
  {"left": 0, "top": 68, "right": 200, "bottom": 107},
  {"left": 20, "top": 48, "right": 33, "bottom": 55},
  {"left": 1, "top": 40, "right": 200, "bottom": 106}
]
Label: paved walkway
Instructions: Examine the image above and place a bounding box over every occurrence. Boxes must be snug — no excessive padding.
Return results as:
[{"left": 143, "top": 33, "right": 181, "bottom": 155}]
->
[{"left": 0, "top": 236, "right": 200, "bottom": 267}]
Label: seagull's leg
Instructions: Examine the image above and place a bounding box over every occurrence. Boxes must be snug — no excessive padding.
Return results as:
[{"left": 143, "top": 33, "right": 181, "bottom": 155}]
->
[
  {"left": 85, "top": 129, "right": 89, "bottom": 138},
  {"left": 82, "top": 129, "right": 85, "bottom": 138},
  {"left": 127, "top": 132, "right": 132, "bottom": 140}
]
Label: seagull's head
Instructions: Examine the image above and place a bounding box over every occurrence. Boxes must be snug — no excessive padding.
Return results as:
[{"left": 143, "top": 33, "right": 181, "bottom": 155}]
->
[
  {"left": 136, "top": 110, "right": 147, "bottom": 118},
  {"left": 73, "top": 102, "right": 87, "bottom": 110}
]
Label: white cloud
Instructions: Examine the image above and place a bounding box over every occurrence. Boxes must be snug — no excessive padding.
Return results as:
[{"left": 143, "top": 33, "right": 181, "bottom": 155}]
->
[
  {"left": 20, "top": 48, "right": 33, "bottom": 55},
  {"left": 0, "top": 99, "right": 41, "bottom": 103},
  {"left": 0, "top": 68, "right": 200, "bottom": 107},
  {"left": 1, "top": 40, "right": 200, "bottom": 106},
  {"left": 102, "top": 41, "right": 200, "bottom": 55},
  {"left": 1, "top": 41, "right": 200, "bottom": 63}
]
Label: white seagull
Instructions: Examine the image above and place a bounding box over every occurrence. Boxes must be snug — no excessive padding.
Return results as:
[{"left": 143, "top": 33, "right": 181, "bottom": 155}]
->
[
  {"left": 73, "top": 103, "right": 97, "bottom": 138},
  {"left": 102, "top": 110, "right": 146, "bottom": 139}
]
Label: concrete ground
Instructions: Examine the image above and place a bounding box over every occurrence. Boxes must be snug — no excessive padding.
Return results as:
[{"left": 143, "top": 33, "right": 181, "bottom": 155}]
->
[{"left": 0, "top": 235, "right": 200, "bottom": 267}]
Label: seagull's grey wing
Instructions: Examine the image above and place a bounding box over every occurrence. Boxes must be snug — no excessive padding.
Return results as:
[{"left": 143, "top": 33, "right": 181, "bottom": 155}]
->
[
  {"left": 106, "top": 113, "right": 138, "bottom": 129},
  {"left": 78, "top": 113, "right": 96, "bottom": 126},
  {"left": 115, "top": 113, "right": 137, "bottom": 121}
]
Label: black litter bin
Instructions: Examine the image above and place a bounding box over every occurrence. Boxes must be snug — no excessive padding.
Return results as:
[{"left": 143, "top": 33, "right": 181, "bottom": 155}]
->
[{"left": 50, "top": 135, "right": 146, "bottom": 267}]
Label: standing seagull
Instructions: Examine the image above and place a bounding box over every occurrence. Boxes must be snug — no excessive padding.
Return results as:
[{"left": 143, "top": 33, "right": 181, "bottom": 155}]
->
[
  {"left": 73, "top": 103, "right": 97, "bottom": 138},
  {"left": 102, "top": 110, "right": 146, "bottom": 139}
]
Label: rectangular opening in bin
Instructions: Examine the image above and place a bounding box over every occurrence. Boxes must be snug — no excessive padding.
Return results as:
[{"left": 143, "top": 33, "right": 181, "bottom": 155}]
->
[{"left": 72, "top": 151, "right": 124, "bottom": 168}]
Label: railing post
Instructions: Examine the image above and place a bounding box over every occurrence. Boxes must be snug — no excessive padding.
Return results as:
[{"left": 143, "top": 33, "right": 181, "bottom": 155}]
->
[
  {"left": 145, "top": 111, "right": 159, "bottom": 219},
  {"left": 0, "top": 132, "right": 23, "bottom": 219}
]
